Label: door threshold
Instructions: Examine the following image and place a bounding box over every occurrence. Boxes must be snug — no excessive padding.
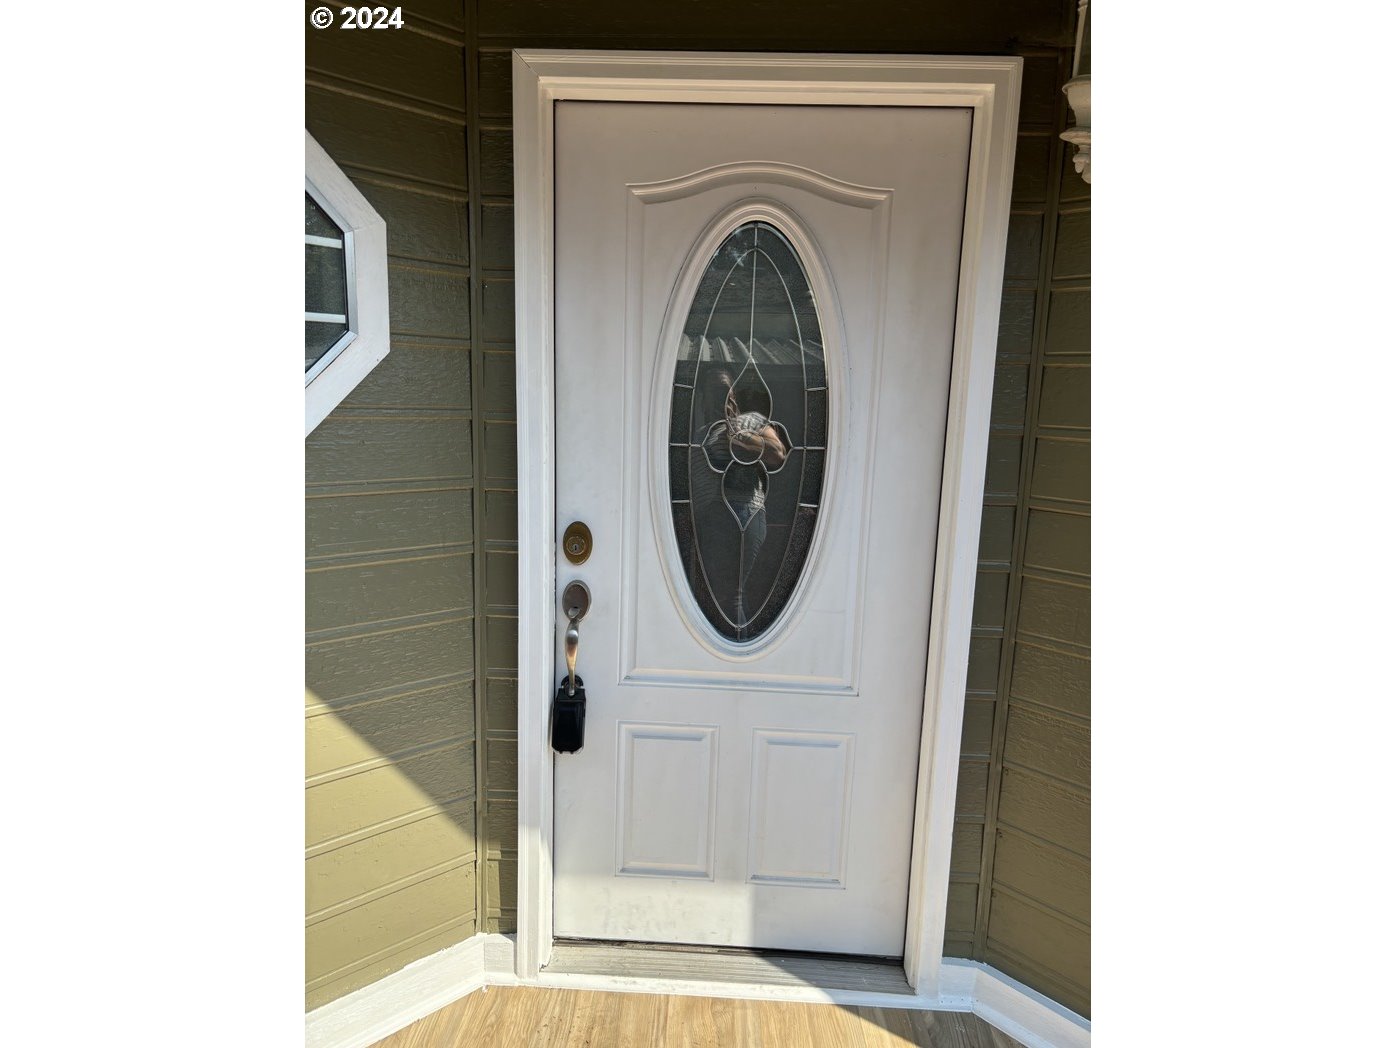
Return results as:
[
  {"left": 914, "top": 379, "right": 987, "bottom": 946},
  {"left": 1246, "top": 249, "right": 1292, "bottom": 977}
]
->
[{"left": 542, "top": 939, "right": 915, "bottom": 997}]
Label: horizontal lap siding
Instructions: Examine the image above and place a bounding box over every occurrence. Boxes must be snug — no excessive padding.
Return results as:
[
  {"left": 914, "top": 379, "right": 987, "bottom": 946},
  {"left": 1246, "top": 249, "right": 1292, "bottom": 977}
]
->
[
  {"left": 305, "top": 0, "right": 477, "bottom": 1012},
  {"left": 475, "top": 43, "right": 520, "bottom": 918},
  {"left": 957, "top": 45, "right": 1091, "bottom": 1018}
]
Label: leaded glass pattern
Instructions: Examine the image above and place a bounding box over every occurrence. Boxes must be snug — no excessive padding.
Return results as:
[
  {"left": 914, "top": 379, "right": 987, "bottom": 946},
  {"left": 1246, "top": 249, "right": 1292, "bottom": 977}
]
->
[{"left": 668, "top": 221, "right": 828, "bottom": 643}]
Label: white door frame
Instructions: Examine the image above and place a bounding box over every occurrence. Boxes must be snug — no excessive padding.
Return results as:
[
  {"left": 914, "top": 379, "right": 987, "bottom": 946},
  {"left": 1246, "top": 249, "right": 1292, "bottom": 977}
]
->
[{"left": 511, "top": 48, "right": 1022, "bottom": 998}]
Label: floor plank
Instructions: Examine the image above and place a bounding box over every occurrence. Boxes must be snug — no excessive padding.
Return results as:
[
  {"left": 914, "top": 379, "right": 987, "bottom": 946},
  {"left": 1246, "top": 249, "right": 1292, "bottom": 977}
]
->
[
  {"left": 535, "top": 988, "right": 578, "bottom": 1048},
  {"left": 731, "top": 997, "right": 764, "bottom": 1045},
  {"left": 708, "top": 995, "right": 740, "bottom": 1048},
  {"left": 558, "top": 991, "right": 600, "bottom": 1048},
  {"left": 566, "top": 989, "right": 620, "bottom": 1048},
  {"left": 909, "top": 1007, "right": 978, "bottom": 1048},
  {"left": 857, "top": 1004, "right": 921, "bottom": 1048},
  {"left": 447, "top": 983, "right": 502, "bottom": 1048},
  {"left": 367, "top": 985, "right": 1024, "bottom": 1047},
  {"left": 756, "top": 999, "right": 808, "bottom": 1047},
  {"left": 666, "top": 992, "right": 719, "bottom": 1048},
  {"left": 615, "top": 990, "right": 665, "bottom": 1048}
]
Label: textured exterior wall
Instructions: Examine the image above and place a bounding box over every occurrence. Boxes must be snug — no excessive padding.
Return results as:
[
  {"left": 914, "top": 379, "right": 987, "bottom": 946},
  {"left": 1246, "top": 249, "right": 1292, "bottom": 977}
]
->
[
  {"left": 303, "top": 0, "right": 1088, "bottom": 1017},
  {"left": 304, "top": 0, "right": 478, "bottom": 1011},
  {"left": 943, "top": 49, "right": 1091, "bottom": 1018}
]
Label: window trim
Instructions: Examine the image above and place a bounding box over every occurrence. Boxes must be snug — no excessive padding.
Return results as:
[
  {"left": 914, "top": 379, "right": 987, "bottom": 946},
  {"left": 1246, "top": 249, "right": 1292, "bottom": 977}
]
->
[{"left": 305, "top": 130, "right": 389, "bottom": 436}]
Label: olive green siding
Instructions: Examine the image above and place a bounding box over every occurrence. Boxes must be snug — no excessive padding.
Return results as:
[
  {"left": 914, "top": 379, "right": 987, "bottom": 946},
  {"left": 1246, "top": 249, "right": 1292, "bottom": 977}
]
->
[
  {"left": 943, "top": 49, "right": 1091, "bottom": 1018},
  {"left": 305, "top": 1, "right": 478, "bottom": 1011},
  {"left": 304, "top": 0, "right": 1088, "bottom": 1018}
]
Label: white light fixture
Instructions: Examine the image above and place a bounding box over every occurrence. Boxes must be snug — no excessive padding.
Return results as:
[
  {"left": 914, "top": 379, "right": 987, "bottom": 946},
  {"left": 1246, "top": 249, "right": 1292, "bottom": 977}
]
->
[{"left": 1061, "top": 0, "right": 1091, "bottom": 183}]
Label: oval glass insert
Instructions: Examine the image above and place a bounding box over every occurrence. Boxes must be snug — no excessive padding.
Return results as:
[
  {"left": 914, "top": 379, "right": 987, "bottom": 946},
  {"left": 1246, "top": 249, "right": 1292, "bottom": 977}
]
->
[{"left": 668, "top": 221, "right": 828, "bottom": 643}]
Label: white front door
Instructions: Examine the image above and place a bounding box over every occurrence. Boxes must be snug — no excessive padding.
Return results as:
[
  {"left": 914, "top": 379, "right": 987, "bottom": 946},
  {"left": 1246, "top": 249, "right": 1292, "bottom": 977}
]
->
[{"left": 553, "top": 100, "right": 972, "bottom": 957}]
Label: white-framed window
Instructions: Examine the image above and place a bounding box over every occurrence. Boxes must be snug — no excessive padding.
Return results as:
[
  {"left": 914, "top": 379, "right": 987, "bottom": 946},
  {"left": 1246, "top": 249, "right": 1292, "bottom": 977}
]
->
[{"left": 305, "top": 130, "right": 390, "bottom": 436}]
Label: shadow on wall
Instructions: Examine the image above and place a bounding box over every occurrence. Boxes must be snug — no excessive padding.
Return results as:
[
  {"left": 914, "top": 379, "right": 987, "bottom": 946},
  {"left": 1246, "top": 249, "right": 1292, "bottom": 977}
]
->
[
  {"left": 304, "top": 682, "right": 479, "bottom": 1007},
  {"left": 305, "top": 685, "right": 477, "bottom": 841}
]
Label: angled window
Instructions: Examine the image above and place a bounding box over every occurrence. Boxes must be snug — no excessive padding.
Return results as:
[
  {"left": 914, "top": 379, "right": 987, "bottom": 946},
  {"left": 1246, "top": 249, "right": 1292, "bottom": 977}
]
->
[{"left": 305, "top": 130, "right": 390, "bottom": 435}]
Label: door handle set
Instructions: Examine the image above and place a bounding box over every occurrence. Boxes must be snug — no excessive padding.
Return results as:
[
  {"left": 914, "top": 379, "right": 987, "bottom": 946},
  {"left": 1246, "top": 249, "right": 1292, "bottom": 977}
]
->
[{"left": 552, "top": 579, "right": 591, "bottom": 754}]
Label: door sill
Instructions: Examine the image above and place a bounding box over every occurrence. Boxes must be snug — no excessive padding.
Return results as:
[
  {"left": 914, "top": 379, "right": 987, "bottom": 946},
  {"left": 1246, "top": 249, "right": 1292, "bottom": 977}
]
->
[{"left": 543, "top": 939, "right": 915, "bottom": 997}]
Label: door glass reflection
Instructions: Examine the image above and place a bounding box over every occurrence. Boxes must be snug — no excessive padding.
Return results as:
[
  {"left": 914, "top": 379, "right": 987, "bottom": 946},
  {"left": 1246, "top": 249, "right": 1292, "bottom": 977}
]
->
[{"left": 668, "top": 221, "right": 827, "bottom": 643}]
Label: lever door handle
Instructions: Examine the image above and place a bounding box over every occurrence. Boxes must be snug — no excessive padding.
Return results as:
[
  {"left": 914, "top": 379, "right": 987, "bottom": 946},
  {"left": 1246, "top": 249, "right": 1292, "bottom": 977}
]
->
[
  {"left": 552, "top": 581, "right": 592, "bottom": 754},
  {"left": 565, "top": 617, "right": 581, "bottom": 695},
  {"left": 561, "top": 580, "right": 591, "bottom": 696}
]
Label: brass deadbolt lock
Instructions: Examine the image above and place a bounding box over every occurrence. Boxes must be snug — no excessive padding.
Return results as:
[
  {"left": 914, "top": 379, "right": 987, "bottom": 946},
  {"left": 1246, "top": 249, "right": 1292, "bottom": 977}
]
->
[{"left": 562, "top": 521, "right": 592, "bottom": 565}]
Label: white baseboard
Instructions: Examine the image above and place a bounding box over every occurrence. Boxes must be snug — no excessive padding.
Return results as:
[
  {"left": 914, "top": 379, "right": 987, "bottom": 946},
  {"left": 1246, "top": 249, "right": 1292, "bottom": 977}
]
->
[
  {"left": 483, "top": 931, "right": 520, "bottom": 982},
  {"left": 306, "top": 934, "right": 1088, "bottom": 1048},
  {"left": 940, "top": 959, "right": 1091, "bottom": 1048},
  {"left": 304, "top": 936, "right": 485, "bottom": 1048}
]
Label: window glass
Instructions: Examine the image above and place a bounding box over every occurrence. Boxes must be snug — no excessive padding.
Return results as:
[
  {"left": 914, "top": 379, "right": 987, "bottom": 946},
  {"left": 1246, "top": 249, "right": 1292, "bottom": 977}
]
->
[
  {"left": 305, "top": 193, "right": 349, "bottom": 372},
  {"left": 668, "top": 222, "right": 827, "bottom": 643}
]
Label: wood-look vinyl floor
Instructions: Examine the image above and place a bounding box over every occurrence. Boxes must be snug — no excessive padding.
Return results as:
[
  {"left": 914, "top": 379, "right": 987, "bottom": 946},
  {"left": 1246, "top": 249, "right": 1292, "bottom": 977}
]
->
[{"left": 369, "top": 986, "right": 1024, "bottom": 1047}]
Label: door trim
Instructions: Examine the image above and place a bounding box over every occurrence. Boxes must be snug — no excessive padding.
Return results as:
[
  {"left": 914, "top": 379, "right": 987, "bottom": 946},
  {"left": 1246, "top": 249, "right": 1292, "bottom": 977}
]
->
[{"left": 511, "top": 48, "right": 1022, "bottom": 998}]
